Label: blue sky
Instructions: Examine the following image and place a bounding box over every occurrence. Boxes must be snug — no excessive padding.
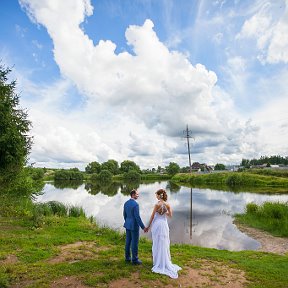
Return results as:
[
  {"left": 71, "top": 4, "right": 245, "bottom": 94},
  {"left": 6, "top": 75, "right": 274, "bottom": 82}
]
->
[{"left": 1, "top": 0, "right": 287, "bottom": 169}]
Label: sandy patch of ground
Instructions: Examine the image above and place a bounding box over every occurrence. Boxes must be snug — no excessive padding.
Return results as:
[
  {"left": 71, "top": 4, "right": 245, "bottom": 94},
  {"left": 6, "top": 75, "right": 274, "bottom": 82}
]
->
[
  {"left": 47, "top": 241, "right": 111, "bottom": 264},
  {"left": 50, "top": 276, "right": 89, "bottom": 288},
  {"left": 0, "top": 254, "right": 19, "bottom": 265},
  {"left": 109, "top": 260, "right": 247, "bottom": 288},
  {"left": 236, "top": 223, "right": 288, "bottom": 255}
]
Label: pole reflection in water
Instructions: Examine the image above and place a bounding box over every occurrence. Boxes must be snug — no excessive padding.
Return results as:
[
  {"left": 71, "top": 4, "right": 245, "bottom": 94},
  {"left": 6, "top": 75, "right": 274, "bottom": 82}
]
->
[
  {"left": 190, "top": 187, "right": 192, "bottom": 239},
  {"left": 189, "top": 187, "right": 198, "bottom": 239}
]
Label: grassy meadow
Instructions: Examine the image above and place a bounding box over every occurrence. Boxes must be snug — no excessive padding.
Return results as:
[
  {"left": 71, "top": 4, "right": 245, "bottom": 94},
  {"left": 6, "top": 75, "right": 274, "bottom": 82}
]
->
[
  {"left": 1, "top": 212, "right": 288, "bottom": 288},
  {"left": 1, "top": 168, "right": 288, "bottom": 287}
]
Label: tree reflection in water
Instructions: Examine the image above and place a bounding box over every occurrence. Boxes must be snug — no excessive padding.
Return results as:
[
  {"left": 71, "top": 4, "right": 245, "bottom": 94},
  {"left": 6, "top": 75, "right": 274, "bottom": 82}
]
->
[
  {"left": 54, "top": 180, "right": 83, "bottom": 190},
  {"left": 120, "top": 180, "right": 140, "bottom": 195},
  {"left": 166, "top": 181, "right": 181, "bottom": 193},
  {"left": 85, "top": 181, "right": 120, "bottom": 196}
]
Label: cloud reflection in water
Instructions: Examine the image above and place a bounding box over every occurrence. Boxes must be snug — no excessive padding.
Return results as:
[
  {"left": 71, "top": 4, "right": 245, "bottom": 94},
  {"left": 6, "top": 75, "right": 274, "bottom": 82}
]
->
[{"left": 36, "top": 182, "right": 288, "bottom": 251}]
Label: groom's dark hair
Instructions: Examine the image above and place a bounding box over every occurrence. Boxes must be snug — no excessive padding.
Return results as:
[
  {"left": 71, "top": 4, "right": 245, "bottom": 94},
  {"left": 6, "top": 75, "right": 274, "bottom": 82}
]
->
[{"left": 130, "top": 189, "right": 137, "bottom": 197}]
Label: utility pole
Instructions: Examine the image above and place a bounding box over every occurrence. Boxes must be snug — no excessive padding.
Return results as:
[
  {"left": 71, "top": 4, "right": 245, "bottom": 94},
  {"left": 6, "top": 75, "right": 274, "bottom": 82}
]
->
[
  {"left": 183, "top": 125, "right": 193, "bottom": 173},
  {"left": 183, "top": 125, "right": 195, "bottom": 240}
]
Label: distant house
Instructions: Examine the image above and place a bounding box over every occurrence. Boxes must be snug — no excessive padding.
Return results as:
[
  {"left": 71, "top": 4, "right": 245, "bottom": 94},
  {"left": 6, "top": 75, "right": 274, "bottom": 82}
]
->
[
  {"left": 191, "top": 162, "right": 201, "bottom": 170},
  {"left": 225, "top": 165, "right": 240, "bottom": 171},
  {"left": 191, "top": 162, "right": 213, "bottom": 173},
  {"left": 270, "top": 164, "right": 280, "bottom": 168}
]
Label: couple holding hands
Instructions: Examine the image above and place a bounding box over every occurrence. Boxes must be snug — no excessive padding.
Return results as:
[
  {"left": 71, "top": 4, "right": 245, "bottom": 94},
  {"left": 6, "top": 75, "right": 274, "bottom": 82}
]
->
[{"left": 123, "top": 188, "right": 181, "bottom": 279}]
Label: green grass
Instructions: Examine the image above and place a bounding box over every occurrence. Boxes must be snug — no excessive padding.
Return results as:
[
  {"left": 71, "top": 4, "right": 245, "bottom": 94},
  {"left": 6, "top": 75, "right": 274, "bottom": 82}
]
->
[
  {"left": 0, "top": 215, "right": 288, "bottom": 287},
  {"left": 235, "top": 202, "right": 288, "bottom": 237},
  {"left": 32, "top": 201, "right": 86, "bottom": 228},
  {"left": 172, "top": 172, "right": 288, "bottom": 191},
  {"left": 248, "top": 169, "right": 288, "bottom": 178}
]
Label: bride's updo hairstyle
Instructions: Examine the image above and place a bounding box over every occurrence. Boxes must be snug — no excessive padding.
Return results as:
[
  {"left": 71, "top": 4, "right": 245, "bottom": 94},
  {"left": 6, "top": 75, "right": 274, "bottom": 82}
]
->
[{"left": 156, "top": 188, "right": 168, "bottom": 201}]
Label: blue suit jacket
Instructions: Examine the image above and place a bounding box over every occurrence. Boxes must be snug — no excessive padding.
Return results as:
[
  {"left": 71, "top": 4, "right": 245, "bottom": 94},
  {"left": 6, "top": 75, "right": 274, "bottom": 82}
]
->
[{"left": 123, "top": 198, "right": 145, "bottom": 231}]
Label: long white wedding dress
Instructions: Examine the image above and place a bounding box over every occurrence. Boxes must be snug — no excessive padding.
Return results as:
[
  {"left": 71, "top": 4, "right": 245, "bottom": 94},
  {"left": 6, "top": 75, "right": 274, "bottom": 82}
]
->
[{"left": 151, "top": 206, "right": 182, "bottom": 279}]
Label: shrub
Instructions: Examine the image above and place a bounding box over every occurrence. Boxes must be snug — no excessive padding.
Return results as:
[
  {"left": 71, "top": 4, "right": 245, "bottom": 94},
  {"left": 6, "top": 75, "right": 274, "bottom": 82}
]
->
[
  {"left": 123, "top": 170, "right": 141, "bottom": 181},
  {"left": 226, "top": 174, "right": 242, "bottom": 186},
  {"left": 97, "top": 170, "right": 113, "bottom": 183},
  {"left": 54, "top": 169, "right": 83, "bottom": 181}
]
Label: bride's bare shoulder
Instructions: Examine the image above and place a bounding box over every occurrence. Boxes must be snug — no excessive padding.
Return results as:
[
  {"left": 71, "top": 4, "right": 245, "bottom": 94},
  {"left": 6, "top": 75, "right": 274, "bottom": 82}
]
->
[{"left": 154, "top": 202, "right": 161, "bottom": 208}]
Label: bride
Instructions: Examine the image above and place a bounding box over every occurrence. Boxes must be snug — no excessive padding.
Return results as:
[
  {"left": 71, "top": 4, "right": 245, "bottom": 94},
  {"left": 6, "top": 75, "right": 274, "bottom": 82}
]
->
[{"left": 147, "top": 188, "right": 181, "bottom": 279}]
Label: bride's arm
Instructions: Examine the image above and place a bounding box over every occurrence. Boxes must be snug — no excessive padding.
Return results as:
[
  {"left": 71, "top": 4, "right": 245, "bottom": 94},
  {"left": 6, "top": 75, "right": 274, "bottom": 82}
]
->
[{"left": 147, "top": 204, "right": 158, "bottom": 230}]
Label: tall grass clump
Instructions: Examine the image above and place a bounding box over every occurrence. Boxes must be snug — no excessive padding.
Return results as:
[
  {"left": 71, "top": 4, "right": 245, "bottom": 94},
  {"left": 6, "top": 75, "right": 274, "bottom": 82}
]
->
[
  {"left": 47, "top": 201, "right": 67, "bottom": 216},
  {"left": 32, "top": 201, "right": 86, "bottom": 227},
  {"left": 246, "top": 202, "right": 258, "bottom": 214},
  {"left": 235, "top": 201, "right": 288, "bottom": 237},
  {"left": 261, "top": 202, "right": 288, "bottom": 220},
  {"left": 68, "top": 205, "right": 86, "bottom": 218}
]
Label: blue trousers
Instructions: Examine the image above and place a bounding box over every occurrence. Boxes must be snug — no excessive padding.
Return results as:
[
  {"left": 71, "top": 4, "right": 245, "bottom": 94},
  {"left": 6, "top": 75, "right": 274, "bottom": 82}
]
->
[{"left": 125, "top": 228, "right": 139, "bottom": 262}]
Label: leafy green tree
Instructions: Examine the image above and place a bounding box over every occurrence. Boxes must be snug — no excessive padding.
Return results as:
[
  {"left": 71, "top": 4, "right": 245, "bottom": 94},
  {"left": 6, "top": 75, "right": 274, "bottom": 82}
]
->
[
  {"left": 101, "top": 159, "right": 119, "bottom": 175},
  {"left": 54, "top": 169, "right": 83, "bottom": 181},
  {"left": 180, "top": 166, "right": 191, "bottom": 173},
  {"left": 123, "top": 170, "right": 141, "bottom": 181},
  {"left": 165, "top": 162, "right": 180, "bottom": 176},
  {"left": 240, "top": 155, "right": 288, "bottom": 167},
  {"left": 120, "top": 160, "right": 141, "bottom": 173},
  {"left": 214, "top": 163, "right": 226, "bottom": 170},
  {"left": 96, "top": 170, "right": 113, "bottom": 183},
  {"left": 85, "top": 161, "right": 101, "bottom": 174},
  {"left": 25, "top": 167, "right": 45, "bottom": 180},
  {"left": 0, "top": 65, "right": 32, "bottom": 180},
  {"left": 241, "top": 159, "right": 250, "bottom": 168}
]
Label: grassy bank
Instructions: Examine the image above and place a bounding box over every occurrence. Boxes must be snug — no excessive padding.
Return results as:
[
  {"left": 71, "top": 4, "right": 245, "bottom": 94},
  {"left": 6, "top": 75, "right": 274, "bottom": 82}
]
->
[
  {"left": 235, "top": 202, "right": 288, "bottom": 237},
  {"left": 172, "top": 172, "right": 288, "bottom": 189},
  {"left": 247, "top": 169, "right": 288, "bottom": 178},
  {"left": 0, "top": 214, "right": 288, "bottom": 287}
]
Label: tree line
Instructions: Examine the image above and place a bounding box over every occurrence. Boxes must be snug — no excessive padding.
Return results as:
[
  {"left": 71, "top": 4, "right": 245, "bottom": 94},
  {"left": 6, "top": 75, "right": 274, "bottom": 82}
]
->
[
  {"left": 241, "top": 155, "right": 288, "bottom": 168},
  {"left": 85, "top": 160, "right": 181, "bottom": 182}
]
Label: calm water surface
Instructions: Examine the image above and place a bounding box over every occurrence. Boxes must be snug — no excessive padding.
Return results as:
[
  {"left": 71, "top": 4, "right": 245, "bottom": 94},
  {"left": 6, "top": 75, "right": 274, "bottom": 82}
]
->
[{"left": 35, "top": 181, "right": 288, "bottom": 251}]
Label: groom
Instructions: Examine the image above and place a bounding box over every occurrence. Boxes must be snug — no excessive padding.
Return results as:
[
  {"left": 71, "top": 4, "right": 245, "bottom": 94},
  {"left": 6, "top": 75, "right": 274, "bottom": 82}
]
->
[{"left": 123, "top": 189, "right": 148, "bottom": 265}]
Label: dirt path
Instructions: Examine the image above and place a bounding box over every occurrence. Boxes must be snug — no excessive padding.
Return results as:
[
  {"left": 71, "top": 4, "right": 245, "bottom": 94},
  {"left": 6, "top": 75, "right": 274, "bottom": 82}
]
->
[
  {"left": 236, "top": 223, "right": 288, "bottom": 255},
  {"left": 109, "top": 261, "right": 247, "bottom": 288}
]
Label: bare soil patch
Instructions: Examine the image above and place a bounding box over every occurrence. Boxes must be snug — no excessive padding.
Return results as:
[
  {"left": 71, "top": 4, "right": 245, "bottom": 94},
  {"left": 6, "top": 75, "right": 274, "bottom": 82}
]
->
[
  {"left": 47, "top": 241, "right": 111, "bottom": 264},
  {"left": 0, "top": 254, "right": 19, "bottom": 265},
  {"left": 236, "top": 223, "right": 288, "bottom": 255},
  {"left": 109, "top": 260, "right": 247, "bottom": 288},
  {"left": 50, "top": 276, "right": 89, "bottom": 288}
]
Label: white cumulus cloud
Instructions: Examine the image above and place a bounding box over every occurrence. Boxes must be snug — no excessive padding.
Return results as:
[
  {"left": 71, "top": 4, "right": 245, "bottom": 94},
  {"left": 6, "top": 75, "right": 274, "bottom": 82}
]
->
[
  {"left": 237, "top": 0, "right": 288, "bottom": 64},
  {"left": 18, "top": 0, "right": 266, "bottom": 168}
]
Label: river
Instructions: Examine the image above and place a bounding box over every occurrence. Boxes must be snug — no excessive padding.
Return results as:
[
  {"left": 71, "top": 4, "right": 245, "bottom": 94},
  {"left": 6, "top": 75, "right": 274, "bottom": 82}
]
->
[{"left": 35, "top": 180, "right": 288, "bottom": 251}]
